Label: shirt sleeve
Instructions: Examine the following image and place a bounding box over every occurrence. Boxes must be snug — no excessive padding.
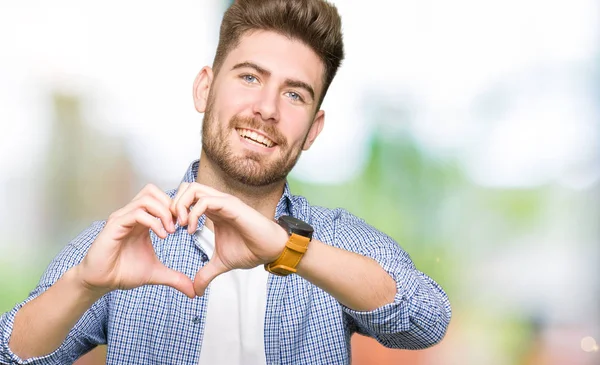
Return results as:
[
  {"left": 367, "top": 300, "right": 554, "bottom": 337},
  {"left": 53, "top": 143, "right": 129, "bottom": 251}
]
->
[
  {"left": 333, "top": 210, "right": 452, "bottom": 349},
  {"left": 0, "top": 221, "right": 109, "bottom": 364}
]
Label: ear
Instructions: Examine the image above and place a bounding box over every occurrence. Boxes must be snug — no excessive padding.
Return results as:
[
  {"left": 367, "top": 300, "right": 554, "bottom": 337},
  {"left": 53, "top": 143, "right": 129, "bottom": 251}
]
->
[
  {"left": 302, "top": 110, "right": 325, "bottom": 151},
  {"left": 193, "top": 66, "right": 214, "bottom": 113}
]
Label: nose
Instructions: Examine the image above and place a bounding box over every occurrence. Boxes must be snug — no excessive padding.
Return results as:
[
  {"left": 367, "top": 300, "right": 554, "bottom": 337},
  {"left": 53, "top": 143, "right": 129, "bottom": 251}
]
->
[{"left": 252, "top": 86, "right": 280, "bottom": 123}]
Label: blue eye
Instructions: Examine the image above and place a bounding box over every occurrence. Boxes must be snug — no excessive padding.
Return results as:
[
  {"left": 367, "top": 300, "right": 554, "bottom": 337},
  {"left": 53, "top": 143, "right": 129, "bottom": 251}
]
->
[
  {"left": 286, "top": 92, "right": 303, "bottom": 102},
  {"left": 242, "top": 75, "right": 257, "bottom": 83}
]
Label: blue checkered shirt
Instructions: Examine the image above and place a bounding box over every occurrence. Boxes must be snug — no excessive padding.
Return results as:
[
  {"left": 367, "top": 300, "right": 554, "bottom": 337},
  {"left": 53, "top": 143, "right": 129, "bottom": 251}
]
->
[{"left": 0, "top": 160, "right": 451, "bottom": 364}]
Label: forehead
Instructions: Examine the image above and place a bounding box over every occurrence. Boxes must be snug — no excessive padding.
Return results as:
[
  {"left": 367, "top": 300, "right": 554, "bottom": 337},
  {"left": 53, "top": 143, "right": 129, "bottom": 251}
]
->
[{"left": 221, "top": 30, "right": 324, "bottom": 94}]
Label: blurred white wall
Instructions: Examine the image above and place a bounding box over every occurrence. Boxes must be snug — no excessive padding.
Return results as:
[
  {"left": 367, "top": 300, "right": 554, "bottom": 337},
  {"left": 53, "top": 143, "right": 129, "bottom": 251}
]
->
[{"left": 1, "top": 0, "right": 597, "bottom": 187}]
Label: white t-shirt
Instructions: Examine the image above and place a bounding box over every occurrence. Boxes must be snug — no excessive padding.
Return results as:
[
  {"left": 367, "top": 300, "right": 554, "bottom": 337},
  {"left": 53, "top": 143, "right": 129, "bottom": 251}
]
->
[{"left": 194, "top": 227, "right": 269, "bottom": 365}]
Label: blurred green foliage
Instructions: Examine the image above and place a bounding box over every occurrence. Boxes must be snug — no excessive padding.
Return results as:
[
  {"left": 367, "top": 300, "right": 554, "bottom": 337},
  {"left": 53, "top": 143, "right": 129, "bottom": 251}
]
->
[
  {"left": 290, "top": 131, "right": 464, "bottom": 294},
  {"left": 0, "top": 251, "right": 53, "bottom": 312}
]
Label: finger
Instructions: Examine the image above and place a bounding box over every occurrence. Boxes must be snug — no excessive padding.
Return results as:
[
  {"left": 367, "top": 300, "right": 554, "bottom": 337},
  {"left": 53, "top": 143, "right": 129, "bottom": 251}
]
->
[
  {"left": 121, "top": 188, "right": 176, "bottom": 233},
  {"left": 150, "top": 264, "right": 196, "bottom": 299},
  {"left": 131, "top": 184, "right": 149, "bottom": 201},
  {"left": 132, "top": 184, "right": 169, "bottom": 207},
  {"left": 107, "top": 207, "right": 127, "bottom": 221},
  {"left": 186, "top": 198, "right": 204, "bottom": 234},
  {"left": 188, "top": 183, "right": 227, "bottom": 197},
  {"left": 117, "top": 209, "right": 167, "bottom": 239},
  {"left": 203, "top": 195, "right": 241, "bottom": 222},
  {"left": 169, "top": 182, "right": 190, "bottom": 218},
  {"left": 186, "top": 196, "right": 229, "bottom": 234},
  {"left": 139, "top": 184, "right": 176, "bottom": 228},
  {"left": 130, "top": 196, "right": 176, "bottom": 234},
  {"left": 109, "top": 184, "right": 170, "bottom": 222},
  {"left": 175, "top": 184, "right": 228, "bottom": 228},
  {"left": 143, "top": 184, "right": 173, "bottom": 209},
  {"left": 175, "top": 186, "right": 205, "bottom": 227},
  {"left": 194, "top": 259, "right": 228, "bottom": 297}
]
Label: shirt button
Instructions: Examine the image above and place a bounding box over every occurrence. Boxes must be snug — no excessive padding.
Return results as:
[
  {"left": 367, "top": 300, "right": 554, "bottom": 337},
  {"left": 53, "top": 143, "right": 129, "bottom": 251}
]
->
[
  {"left": 201, "top": 254, "right": 208, "bottom": 262},
  {"left": 192, "top": 316, "right": 202, "bottom": 324}
]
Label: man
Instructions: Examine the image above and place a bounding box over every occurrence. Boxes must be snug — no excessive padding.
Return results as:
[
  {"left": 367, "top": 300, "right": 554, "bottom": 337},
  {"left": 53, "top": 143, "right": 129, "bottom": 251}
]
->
[{"left": 0, "top": 0, "right": 451, "bottom": 364}]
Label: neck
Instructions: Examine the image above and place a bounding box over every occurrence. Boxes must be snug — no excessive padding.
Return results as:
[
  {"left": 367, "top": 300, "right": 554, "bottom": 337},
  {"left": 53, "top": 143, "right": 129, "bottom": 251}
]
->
[{"left": 196, "top": 150, "right": 285, "bottom": 221}]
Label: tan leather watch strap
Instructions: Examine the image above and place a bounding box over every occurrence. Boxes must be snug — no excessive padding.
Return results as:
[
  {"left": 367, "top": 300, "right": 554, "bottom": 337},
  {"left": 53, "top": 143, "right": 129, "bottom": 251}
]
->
[{"left": 264, "top": 233, "right": 311, "bottom": 276}]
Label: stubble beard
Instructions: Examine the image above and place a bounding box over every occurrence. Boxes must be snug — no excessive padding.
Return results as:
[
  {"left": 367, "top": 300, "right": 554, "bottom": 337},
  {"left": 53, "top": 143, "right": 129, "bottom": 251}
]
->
[{"left": 201, "top": 97, "right": 305, "bottom": 187}]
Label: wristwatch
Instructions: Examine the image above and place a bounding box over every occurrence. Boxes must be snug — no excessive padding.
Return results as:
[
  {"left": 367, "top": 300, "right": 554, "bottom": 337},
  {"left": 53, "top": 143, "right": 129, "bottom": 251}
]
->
[{"left": 264, "top": 215, "right": 314, "bottom": 276}]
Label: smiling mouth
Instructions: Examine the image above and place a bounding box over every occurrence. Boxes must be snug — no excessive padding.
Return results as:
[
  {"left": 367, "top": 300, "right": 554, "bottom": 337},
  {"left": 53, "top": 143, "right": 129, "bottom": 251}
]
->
[{"left": 236, "top": 128, "right": 276, "bottom": 148}]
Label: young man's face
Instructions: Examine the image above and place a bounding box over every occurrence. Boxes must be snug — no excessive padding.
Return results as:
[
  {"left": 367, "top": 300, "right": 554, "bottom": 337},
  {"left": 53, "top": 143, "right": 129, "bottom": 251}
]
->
[{"left": 195, "top": 30, "right": 326, "bottom": 187}]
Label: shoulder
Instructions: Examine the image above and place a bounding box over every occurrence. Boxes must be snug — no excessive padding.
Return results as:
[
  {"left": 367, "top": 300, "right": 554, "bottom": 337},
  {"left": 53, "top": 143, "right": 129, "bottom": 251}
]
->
[
  {"left": 291, "top": 194, "right": 395, "bottom": 254},
  {"left": 62, "top": 220, "right": 107, "bottom": 254},
  {"left": 37, "top": 220, "right": 106, "bottom": 287}
]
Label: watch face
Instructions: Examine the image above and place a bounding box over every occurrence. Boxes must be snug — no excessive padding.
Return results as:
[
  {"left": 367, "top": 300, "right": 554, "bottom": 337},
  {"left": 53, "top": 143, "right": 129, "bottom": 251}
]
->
[{"left": 278, "top": 215, "right": 314, "bottom": 239}]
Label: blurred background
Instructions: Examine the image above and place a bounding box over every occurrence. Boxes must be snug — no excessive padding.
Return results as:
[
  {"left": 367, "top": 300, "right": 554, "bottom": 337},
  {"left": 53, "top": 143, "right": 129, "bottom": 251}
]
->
[{"left": 0, "top": 0, "right": 598, "bottom": 364}]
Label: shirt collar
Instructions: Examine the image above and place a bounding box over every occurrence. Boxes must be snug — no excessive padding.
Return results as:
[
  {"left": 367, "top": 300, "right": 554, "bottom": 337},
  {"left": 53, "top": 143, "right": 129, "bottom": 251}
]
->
[{"left": 179, "top": 160, "right": 294, "bottom": 232}]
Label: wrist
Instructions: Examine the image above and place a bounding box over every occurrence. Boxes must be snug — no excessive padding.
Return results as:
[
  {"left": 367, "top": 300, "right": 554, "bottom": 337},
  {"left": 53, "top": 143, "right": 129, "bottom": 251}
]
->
[
  {"left": 264, "top": 216, "right": 314, "bottom": 276},
  {"left": 70, "top": 265, "right": 111, "bottom": 301},
  {"left": 267, "top": 224, "right": 289, "bottom": 263}
]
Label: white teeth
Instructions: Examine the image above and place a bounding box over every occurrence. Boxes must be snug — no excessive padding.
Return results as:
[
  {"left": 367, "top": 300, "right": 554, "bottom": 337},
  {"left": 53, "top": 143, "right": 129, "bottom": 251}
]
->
[
  {"left": 236, "top": 128, "right": 274, "bottom": 148},
  {"left": 246, "top": 139, "right": 264, "bottom": 147}
]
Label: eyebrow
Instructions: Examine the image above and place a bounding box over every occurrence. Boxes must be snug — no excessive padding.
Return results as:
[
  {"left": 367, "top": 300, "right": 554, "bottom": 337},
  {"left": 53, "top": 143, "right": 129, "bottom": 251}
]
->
[
  {"left": 283, "top": 79, "right": 315, "bottom": 102},
  {"left": 231, "top": 61, "right": 316, "bottom": 102}
]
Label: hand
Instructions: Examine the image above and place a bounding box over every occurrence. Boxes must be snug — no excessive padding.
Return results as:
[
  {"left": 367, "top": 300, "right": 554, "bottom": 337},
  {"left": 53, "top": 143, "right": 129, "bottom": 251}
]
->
[
  {"left": 76, "top": 184, "right": 196, "bottom": 298},
  {"left": 170, "top": 182, "right": 288, "bottom": 296}
]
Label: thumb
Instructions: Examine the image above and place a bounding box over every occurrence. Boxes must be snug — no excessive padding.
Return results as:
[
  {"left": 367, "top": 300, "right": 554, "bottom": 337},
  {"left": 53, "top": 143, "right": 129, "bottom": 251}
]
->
[
  {"left": 194, "top": 259, "right": 228, "bottom": 297},
  {"left": 150, "top": 265, "right": 196, "bottom": 299}
]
